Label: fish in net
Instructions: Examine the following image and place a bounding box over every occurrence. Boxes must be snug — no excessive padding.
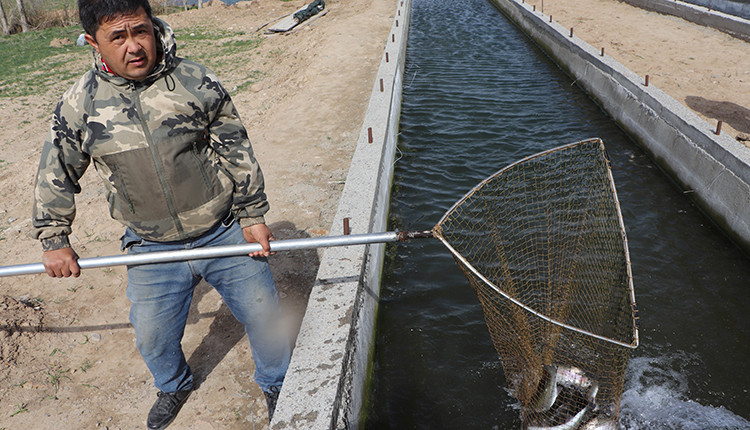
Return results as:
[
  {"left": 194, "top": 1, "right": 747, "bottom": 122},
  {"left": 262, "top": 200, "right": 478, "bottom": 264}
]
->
[{"left": 433, "top": 138, "right": 639, "bottom": 429}]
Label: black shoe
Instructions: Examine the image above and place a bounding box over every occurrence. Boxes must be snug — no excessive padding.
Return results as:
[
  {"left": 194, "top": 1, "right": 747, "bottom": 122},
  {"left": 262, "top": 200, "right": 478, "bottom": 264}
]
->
[
  {"left": 147, "top": 389, "right": 192, "bottom": 430},
  {"left": 264, "top": 386, "right": 281, "bottom": 422}
]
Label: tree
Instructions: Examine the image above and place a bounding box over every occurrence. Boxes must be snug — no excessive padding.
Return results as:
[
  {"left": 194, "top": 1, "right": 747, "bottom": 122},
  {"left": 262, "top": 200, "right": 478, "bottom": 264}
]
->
[
  {"left": 0, "top": 0, "right": 10, "bottom": 35},
  {"left": 15, "top": 0, "right": 29, "bottom": 32}
]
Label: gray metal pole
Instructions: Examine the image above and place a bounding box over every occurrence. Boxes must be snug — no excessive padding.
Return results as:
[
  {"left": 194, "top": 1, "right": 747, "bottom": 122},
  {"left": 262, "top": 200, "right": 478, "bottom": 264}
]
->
[{"left": 0, "top": 231, "right": 433, "bottom": 278}]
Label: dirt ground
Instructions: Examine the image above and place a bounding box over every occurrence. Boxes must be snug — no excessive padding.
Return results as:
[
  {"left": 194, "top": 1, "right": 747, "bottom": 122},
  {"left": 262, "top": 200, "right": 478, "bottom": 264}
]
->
[
  {"left": 543, "top": 0, "right": 750, "bottom": 143},
  {"left": 0, "top": 0, "right": 393, "bottom": 428},
  {"left": 0, "top": 0, "right": 747, "bottom": 429}
]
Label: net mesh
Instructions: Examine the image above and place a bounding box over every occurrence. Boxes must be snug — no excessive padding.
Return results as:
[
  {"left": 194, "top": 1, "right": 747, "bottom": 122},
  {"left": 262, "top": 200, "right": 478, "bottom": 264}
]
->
[{"left": 434, "top": 138, "right": 638, "bottom": 428}]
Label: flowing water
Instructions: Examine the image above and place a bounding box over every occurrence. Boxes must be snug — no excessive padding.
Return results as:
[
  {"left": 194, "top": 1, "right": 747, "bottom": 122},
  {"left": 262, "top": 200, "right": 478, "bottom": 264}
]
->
[{"left": 365, "top": 0, "right": 750, "bottom": 428}]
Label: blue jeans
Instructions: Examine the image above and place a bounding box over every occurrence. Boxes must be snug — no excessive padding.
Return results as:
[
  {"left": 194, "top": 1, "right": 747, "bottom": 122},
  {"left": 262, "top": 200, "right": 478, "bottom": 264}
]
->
[{"left": 122, "top": 218, "right": 290, "bottom": 394}]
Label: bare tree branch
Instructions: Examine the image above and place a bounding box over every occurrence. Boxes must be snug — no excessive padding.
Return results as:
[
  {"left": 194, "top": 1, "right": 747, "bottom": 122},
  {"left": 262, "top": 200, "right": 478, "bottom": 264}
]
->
[
  {"left": 15, "top": 0, "right": 30, "bottom": 32},
  {"left": 0, "top": 1, "right": 10, "bottom": 35}
]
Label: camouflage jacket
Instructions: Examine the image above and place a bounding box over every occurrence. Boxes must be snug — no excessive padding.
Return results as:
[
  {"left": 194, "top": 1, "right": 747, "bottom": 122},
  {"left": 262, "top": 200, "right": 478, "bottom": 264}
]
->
[{"left": 32, "top": 18, "right": 268, "bottom": 251}]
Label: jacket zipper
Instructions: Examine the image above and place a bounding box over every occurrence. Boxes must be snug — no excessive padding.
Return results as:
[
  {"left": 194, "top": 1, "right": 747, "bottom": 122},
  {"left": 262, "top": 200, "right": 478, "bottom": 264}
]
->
[
  {"left": 129, "top": 82, "right": 186, "bottom": 238},
  {"left": 192, "top": 139, "right": 212, "bottom": 189},
  {"left": 114, "top": 164, "right": 136, "bottom": 214}
]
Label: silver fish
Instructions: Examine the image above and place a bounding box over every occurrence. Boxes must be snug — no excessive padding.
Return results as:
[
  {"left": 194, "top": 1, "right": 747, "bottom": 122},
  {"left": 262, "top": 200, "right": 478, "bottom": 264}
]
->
[
  {"left": 556, "top": 366, "right": 599, "bottom": 403},
  {"left": 580, "top": 416, "right": 618, "bottom": 430},
  {"left": 556, "top": 366, "right": 593, "bottom": 389},
  {"left": 531, "top": 365, "right": 559, "bottom": 412},
  {"left": 527, "top": 403, "right": 591, "bottom": 430}
]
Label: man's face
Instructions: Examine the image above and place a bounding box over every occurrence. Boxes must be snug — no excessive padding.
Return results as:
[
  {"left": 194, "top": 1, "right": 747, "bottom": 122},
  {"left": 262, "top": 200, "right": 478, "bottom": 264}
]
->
[{"left": 84, "top": 7, "right": 158, "bottom": 81}]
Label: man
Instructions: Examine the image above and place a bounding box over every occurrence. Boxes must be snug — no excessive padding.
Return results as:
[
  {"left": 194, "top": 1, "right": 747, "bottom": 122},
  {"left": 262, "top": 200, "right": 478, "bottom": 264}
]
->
[{"left": 31, "top": 1, "right": 290, "bottom": 428}]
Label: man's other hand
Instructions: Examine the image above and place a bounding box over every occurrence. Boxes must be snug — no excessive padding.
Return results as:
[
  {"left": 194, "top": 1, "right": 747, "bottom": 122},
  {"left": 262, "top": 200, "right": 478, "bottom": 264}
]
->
[
  {"left": 242, "top": 223, "right": 276, "bottom": 257},
  {"left": 42, "top": 247, "right": 81, "bottom": 278}
]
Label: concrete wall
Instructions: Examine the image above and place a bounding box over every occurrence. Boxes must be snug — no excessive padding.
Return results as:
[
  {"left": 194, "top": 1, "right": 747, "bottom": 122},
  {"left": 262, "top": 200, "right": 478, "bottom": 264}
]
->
[
  {"left": 489, "top": 0, "right": 750, "bottom": 255},
  {"left": 621, "top": 0, "right": 750, "bottom": 41},
  {"left": 676, "top": 0, "right": 750, "bottom": 20},
  {"left": 270, "top": 0, "right": 411, "bottom": 428}
]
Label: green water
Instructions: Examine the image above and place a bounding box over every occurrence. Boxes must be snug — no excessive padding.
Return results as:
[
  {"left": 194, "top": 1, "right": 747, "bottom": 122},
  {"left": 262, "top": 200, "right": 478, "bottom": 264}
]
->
[{"left": 365, "top": 0, "right": 750, "bottom": 428}]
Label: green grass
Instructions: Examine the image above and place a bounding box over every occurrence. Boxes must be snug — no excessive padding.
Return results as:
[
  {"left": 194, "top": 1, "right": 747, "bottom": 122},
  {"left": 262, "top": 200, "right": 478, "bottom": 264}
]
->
[
  {"left": 235, "top": 70, "right": 267, "bottom": 93},
  {"left": 43, "top": 366, "right": 71, "bottom": 394},
  {"left": 0, "top": 25, "right": 89, "bottom": 97},
  {"left": 174, "top": 27, "right": 241, "bottom": 42},
  {"left": 9, "top": 403, "right": 28, "bottom": 417},
  {"left": 79, "top": 359, "right": 93, "bottom": 372},
  {"left": 174, "top": 26, "right": 265, "bottom": 93},
  {"left": 175, "top": 27, "right": 263, "bottom": 63}
]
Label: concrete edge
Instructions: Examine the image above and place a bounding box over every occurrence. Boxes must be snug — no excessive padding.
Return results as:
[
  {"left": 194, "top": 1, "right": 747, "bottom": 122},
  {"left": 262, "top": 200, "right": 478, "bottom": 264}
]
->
[
  {"left": 693, "top": 0, "right": 750, "bottom": 20},
  {"left": 489, "top": 0, "right": 750, "bottom": 255},
  {"left": 621, "top": 0, "right": 750, "bottom": 42},
  {"left": 270, "top": 0, "right": 411, "bottom": 428},
  {"left": 683, "top": 0, "right": 750, "bottom": 20}
]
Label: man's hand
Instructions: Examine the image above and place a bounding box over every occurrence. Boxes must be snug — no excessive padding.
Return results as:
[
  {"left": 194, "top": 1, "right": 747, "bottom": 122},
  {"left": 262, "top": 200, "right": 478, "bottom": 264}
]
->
[
  {"left": 42, "top": 247, "right": 81, "bottom": 278},
  {"left": 242, "top": 223, "right": 275, "bottom": 257}
]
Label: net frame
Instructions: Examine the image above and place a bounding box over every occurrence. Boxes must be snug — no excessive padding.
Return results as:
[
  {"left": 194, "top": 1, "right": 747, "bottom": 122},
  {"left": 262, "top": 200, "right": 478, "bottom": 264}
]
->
[{"left": 433, "top": 138, "right": 638, "bottom": 424}]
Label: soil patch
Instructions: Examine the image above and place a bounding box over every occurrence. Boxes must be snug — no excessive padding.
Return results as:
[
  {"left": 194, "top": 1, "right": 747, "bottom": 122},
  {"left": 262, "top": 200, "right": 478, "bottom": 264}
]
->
[{"left": 541, "top": 0, "right": 750, "bottom": 144}]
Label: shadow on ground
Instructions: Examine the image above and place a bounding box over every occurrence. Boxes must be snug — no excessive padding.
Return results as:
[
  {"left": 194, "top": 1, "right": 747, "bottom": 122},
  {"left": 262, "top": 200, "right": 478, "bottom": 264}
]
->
[{"left": 685, "top": 96, "right": 750, "bottom": 134}]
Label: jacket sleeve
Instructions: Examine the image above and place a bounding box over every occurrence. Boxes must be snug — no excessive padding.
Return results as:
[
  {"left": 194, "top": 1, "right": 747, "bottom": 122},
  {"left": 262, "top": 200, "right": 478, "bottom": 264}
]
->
[
  {"left": 203, "top": 72, "right": 269, "bottom": 226},
  {"left": 31, "top": 97, "right": 91, "bottom": 251}
]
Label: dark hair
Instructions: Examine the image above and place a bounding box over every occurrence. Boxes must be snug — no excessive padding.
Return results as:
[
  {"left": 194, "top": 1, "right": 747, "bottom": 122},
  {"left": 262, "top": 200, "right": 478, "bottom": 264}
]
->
[{"left": 78, "top": 0, "right": 153, "bottom": 37}]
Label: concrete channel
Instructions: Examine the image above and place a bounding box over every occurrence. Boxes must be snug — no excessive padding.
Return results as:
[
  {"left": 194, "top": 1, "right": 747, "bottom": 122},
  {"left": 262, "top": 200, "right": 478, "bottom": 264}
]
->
[
  {"left": 271, "top": 0, "right": 411, "bottom": 428},
  {"left": 272, "top": 0, "right": 750, "bottom": 428}
]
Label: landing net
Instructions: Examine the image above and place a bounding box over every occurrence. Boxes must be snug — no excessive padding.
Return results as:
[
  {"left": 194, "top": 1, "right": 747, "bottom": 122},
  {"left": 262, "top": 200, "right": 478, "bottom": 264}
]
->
[{"left": 434, "top": 138, "right": 638, "bottom": 427}]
